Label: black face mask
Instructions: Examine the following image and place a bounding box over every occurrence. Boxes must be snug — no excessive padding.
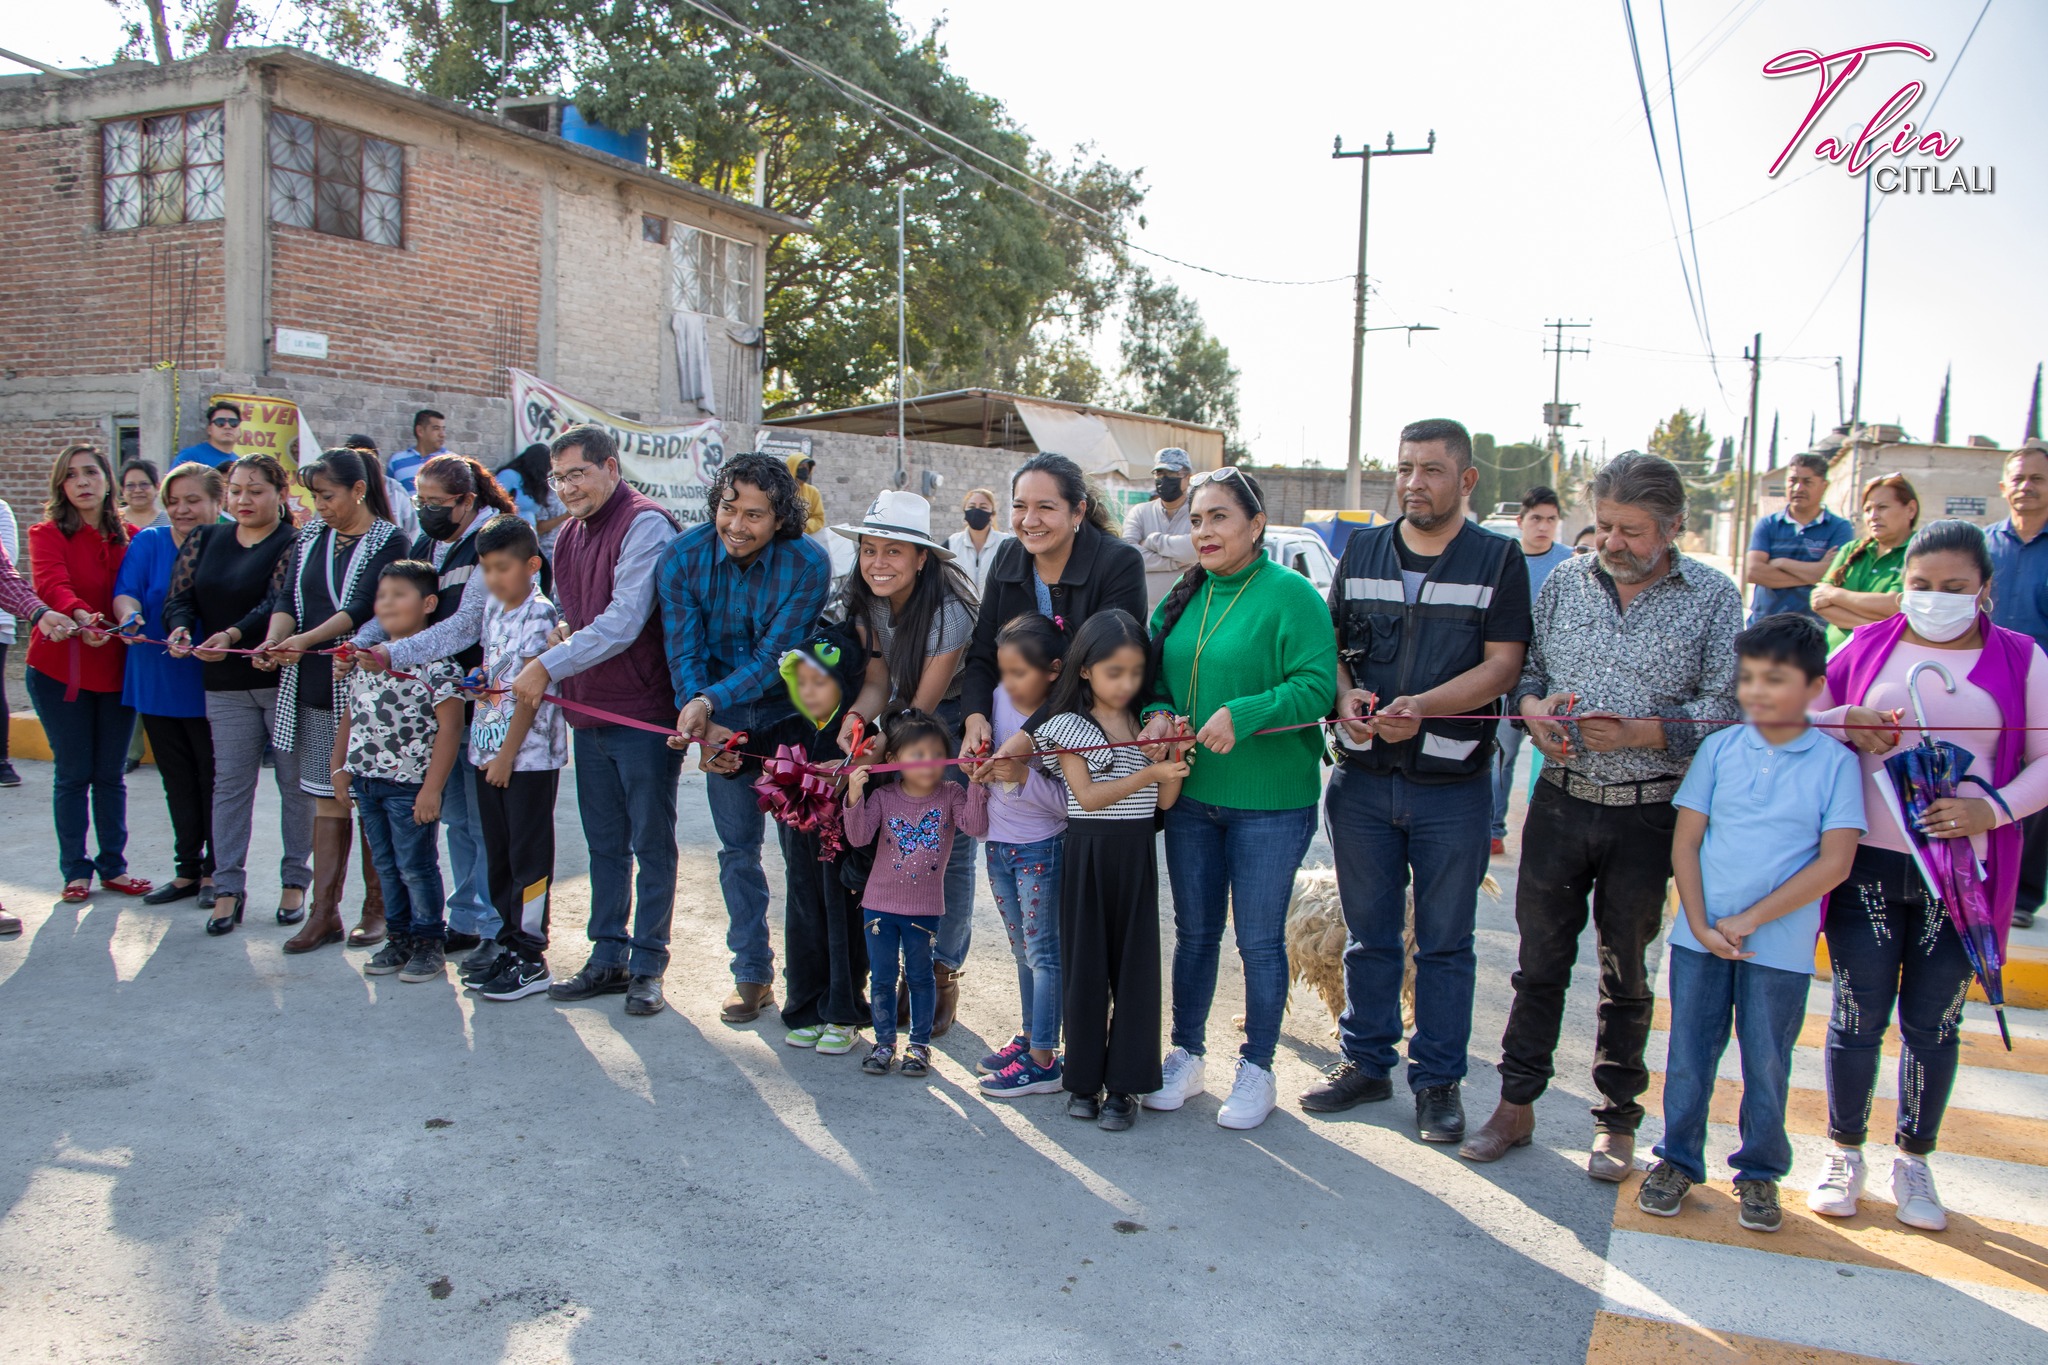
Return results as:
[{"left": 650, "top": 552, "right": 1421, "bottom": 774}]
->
[
  {"left": 962, "top": 507, "right": 993, "bottom": 531},
  {"left": 1155, "top": 476, "right": 1184, "bottom": 503},
  {"left": 416, "top": 504, "right": 461, "bottom": 542}
]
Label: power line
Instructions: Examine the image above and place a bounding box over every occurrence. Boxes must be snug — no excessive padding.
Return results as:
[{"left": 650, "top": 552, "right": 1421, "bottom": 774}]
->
[
  {"left": 1619, "top": 0, "right": 1717, "bottom": 389},
  {"left": 1656, "top": 0, "right": 1726, "bottom": 395},
  {"left": 674, "top": 0, "right": 1352, "bottom": 287},
  {"left": 1609, "top": 0, "right": 1770, "bottom": 139}
]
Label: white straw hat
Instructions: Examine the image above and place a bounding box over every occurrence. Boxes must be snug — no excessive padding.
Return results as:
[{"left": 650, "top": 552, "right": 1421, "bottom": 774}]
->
[{"left": 829, "top": 490, "right": 955, "bottom": 558}]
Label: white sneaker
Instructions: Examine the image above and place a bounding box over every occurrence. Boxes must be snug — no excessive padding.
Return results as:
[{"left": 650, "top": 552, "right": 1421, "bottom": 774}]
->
[
  {"left": 1890, "top": 1153, "right": 1947, "bottom": 1231},
  {"left": 1145, "top": 1047, "right": 1207, "bottom": 1111},
  {"left": 1216, "top": 1059, "right": 1278, "bottom": 1130},
  {"left": 1807, "top": 1144, "right": 1867, "bottom": 1218}
]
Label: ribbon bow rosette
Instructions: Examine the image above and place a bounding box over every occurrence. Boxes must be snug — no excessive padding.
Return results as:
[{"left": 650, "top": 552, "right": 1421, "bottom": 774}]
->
[{"left": 754, "top": 746, "right": 848, "bottom": 860}]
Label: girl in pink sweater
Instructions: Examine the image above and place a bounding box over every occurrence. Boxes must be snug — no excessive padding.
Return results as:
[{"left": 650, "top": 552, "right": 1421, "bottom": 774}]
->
[{"left": 844, "top": 709, "right": 989, "bottom": 1077}]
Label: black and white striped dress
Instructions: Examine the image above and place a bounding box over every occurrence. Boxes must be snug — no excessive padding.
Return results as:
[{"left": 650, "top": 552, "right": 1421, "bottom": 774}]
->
[{"left": 1034, "top": 709, "right": 1164, "bottom": 1099}]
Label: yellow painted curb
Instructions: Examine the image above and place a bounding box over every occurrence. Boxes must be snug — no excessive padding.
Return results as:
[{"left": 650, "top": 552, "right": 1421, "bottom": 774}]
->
[
  {"left": 10, "top": 710, "right": 151, "bottom": 765},
  {"left": 1816, "top": 937, "right": 2048, "bottom": 1012}
]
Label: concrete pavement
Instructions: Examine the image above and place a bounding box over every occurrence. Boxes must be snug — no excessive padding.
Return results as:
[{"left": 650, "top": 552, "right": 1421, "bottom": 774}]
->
[{"left": 2, "top": 752, "right": 2040, "bottom": 1363}]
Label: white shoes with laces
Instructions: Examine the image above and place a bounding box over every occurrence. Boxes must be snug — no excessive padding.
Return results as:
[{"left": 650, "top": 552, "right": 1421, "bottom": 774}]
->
[
  {"left": 1216, "top": 1059, "right": 1278, "bottom": 1130},
  {"left": 1146, "top": 1047, "right": 1207, "bottom": 1111},
  {"left": 1807, "top": 1144, "right": 1867, "bottom": 1217},
  {"left": 1890, "top": 1153, "right": 1948, "bottom": 1231}
]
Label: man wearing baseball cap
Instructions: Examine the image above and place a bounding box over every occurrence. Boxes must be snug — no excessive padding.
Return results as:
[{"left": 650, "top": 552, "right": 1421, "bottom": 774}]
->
[{"left": 1123, "top": 447, "right": 1201, "bottom": 605}]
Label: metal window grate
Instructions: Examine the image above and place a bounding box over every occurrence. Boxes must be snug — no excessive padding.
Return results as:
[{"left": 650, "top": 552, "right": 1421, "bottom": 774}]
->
[
  {"left": 101, "top": 106, "right": 225, "bottom": 231},
  {"left": 668, "top": 225, "right": 755, "bottom": 322},
  {"left": 267, "top": 111, "right": 404, "bottom": 245}
]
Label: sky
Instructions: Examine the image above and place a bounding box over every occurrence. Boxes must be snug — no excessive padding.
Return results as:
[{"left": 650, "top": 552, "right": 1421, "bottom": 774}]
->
[{"left": 11, "top": 1, "right": 2044, "bottom": 470}]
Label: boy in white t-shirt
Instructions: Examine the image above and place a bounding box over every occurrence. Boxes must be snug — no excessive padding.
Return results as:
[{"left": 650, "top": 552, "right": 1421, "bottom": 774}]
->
[{"left": 462, "top": 515, "right": 568, "bottom": 1002}]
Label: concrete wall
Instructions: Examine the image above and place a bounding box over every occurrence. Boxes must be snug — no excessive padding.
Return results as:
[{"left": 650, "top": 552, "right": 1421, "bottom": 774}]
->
[
  {"left": 782, "top": 428, "right": 1033, "bottom": 527},
  {"left": 1236, "top": 465, "right": 1398, "bottom": 526}
]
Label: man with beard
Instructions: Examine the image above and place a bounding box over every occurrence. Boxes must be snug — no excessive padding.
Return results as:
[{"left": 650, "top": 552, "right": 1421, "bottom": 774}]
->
[
  {"left": 1460, "top": 450, "right": 1741, "bottom": 1179},
  {"left": 1299, "top": 418, "right": 1530, "bottom": 1144}
]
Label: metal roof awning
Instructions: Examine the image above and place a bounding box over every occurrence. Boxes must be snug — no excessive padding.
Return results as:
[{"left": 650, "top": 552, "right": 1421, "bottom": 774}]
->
[{"left": 763, "top": 388, "right": 1226, "bottom": 479}]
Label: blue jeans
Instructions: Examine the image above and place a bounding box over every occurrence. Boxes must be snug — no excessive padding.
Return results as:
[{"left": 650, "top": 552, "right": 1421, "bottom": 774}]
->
[
  {"left": 438, "top": 758, "right": 499, "bottom": 939},
  {"left": 986, "top": 836, "right": 1064, "bottom": 1052},
  {"left": 1164, "top": 797, "right": 1318, "bottom": 1072},
  {"left": 574, "top": 724, "right": 683, "bottom": 978},
  {"left": 27, "top": 670, "right": 133, "bottom": 884},
  {"left": 706, "top": 764, "right": 773, "bottom": 986},
  {"left": 1654, "top": 944, "right": 1808, "bottom": 1183},
  {"left": 353, "top": 775, "right": 447, "bottom": 942},
  {"left": 1326, "top": 764, "right": 1491, "bottom": 1092},
  {"left": 866, "top": 909, "right": 937, "bottom": 1047},
  {"left": 1490, "top": 721, "right": 1525, "bottom": 840}
]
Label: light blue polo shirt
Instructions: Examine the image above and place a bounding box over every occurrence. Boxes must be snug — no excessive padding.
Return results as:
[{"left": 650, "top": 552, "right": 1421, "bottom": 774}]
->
[{"left": 1671, "top": 721, "right": 1866, "bottom": 975}]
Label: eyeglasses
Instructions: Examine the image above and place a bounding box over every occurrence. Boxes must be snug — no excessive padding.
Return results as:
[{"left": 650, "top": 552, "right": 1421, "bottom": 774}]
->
[
  {"left": 1189, "top": 465, "right": 1263, "bottom": 513},
  {"left": 545, "top": 465, "right": 599, "bottom": 490},
  {"left": 210, "top": 416, "right": 241, "bottom": 428}
]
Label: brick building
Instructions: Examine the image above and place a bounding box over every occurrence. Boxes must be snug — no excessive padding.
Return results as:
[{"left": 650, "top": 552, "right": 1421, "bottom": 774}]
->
[{"left": 0, "top": 46, "right": 805, "bottom": 515}]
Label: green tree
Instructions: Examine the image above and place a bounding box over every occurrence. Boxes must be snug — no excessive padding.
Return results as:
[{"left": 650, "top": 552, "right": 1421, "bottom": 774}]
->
[
  {"left": 1649, "top": 408, "right": 1715, "bottom": 486},
  {"left": 110, "top": 0, "right": 384, "bottom": 66},
  {"left": 1933, "top": 365, "right": 1952, "bottom": 445},
  {"left": 1117, "top": 268, "right": 1242, "bottom": 454},
  {"left": 389, "top": 0, "right": 1145, "bottom": 414}
]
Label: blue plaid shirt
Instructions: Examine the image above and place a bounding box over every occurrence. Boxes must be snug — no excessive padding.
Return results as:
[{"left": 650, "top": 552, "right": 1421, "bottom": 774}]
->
[{"left": 656, "top": 522, "right": 830, "bottom": 718}]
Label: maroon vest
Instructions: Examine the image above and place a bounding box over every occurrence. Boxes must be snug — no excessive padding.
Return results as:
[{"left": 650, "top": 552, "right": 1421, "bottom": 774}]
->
[{"left": 552, "top": 480, "right": 678, "bottom": 729}]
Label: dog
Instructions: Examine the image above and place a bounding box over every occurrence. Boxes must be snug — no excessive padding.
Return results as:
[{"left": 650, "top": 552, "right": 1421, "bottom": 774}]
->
[{"left": 1283, "top": 864, "right": 1502, "bottom": 1037}]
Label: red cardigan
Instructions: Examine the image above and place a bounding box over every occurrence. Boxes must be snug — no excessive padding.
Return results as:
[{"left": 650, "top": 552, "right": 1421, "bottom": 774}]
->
[{"left": 28, "top": 520, "right": 128, "bottom": 695}]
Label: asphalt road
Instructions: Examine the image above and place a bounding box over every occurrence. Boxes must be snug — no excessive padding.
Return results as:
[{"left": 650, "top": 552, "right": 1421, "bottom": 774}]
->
[{"left": 1, "top": 755, "right": 1630, "bottom": 1364}]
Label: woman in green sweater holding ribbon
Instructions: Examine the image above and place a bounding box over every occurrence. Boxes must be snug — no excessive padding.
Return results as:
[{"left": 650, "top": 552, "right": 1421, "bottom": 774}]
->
[{"left": 1139, "top": 467, "right": 1336, "bottom": 1130}]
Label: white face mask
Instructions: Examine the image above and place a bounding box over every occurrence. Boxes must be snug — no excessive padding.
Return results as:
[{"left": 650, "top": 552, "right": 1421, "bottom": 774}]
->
[{"left": 1900, "top": 589, "right": 1981, "bottom": 642}]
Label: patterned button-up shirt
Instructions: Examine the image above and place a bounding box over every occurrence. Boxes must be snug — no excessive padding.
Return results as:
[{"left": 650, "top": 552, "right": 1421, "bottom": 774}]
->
[{"left": 1512, "top": 549, "right": 1742, "bottom": 785}]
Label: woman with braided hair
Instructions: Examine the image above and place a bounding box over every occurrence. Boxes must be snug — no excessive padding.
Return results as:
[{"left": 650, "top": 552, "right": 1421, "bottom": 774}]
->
[
  {"left": 1137, "top": 467, "right": 1336, "bottom": 1130},
  {"left": 1811, "top": 474, "right": 1919, "bottom": 652}
]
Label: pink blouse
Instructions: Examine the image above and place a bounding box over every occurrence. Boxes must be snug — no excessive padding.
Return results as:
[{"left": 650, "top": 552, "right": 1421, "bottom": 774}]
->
[{"left": 1816, "top": 638, "right": 2048, "bottom": 857}]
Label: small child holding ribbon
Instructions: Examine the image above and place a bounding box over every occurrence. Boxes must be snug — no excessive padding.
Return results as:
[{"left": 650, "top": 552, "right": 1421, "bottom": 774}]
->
[
  {"left": 745, "top": 622, "right": 874, "bottom": 1056},
  {"left": 843, "top": 708, "right": 990, "bottom": 1077},
  {"left": 458, "top": 514, "right": 566, "bottom": 1002},
  {"left": 968, "top": 612, "right": 1071, "bottom": 1099}
]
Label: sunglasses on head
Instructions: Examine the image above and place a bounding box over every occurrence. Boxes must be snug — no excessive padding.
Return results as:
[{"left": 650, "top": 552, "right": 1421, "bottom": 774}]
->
[
  {"left": 1189, "top": 465, "right": 1262, "bottom": 513},
  {"left": 210, "top": 416, "right": 241, "bottom": 428}
]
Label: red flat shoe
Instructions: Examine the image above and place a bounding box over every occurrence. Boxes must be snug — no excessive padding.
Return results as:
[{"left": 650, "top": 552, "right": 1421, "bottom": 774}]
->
[
  {"left": 61, "top": 882, "right": 91, "bottom": 903},
  {"left": 101, "top": 875, "right": 153, "bottom": 896}
]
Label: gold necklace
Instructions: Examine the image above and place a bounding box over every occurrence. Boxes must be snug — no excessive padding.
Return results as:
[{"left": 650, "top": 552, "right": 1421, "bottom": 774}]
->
[{"left": 1186, "top": 557, "right": 1262, "bottom": 725}]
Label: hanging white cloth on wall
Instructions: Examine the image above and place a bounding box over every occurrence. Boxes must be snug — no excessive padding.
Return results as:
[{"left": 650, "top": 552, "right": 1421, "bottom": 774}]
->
[{"left": 669, "top": 310, "right": 718, "bottom": 417}]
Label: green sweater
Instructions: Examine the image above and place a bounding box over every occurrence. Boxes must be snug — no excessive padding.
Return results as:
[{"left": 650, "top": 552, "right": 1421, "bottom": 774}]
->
[{"left": 1149, "top": 555, "right": 1336, "bottom": 810}]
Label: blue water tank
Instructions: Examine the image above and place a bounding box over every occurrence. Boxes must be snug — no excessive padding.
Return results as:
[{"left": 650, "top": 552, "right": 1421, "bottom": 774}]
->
[{"left": 559, "top": 103, "right": 648, "bottom": 166}]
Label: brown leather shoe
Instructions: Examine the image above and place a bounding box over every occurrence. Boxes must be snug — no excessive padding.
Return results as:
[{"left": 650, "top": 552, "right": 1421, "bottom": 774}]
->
[
  {"left": 932, "top": 963, "right": 962, "bottom": 1039},
  {"left": 1587, "top": 1129, "right": 1636, "bottom": 1182},
  {"left": 285, "top": 814, "right": 350, "bottom": 954},
  {"left": 347, "top": 822, "right": 386, "bottom": 947},
  {"left": 722, "top": 981, "right": 774, "bottom": 1023},
  {"left": 1457, "top": 1099, "right": 1535, "bottom": 1163}
]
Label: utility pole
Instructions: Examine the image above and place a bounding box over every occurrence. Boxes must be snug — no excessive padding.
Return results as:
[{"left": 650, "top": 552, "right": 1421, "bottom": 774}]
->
[
  {"left": 1542, "top": 319, "right": 1591, "bottom": 490},
  {"left": 1332, "top": 129, "right": 1435, "bottom": 508},
  {"left": 1735, "top": 334, "right": 1763, "bottom": 600}
]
